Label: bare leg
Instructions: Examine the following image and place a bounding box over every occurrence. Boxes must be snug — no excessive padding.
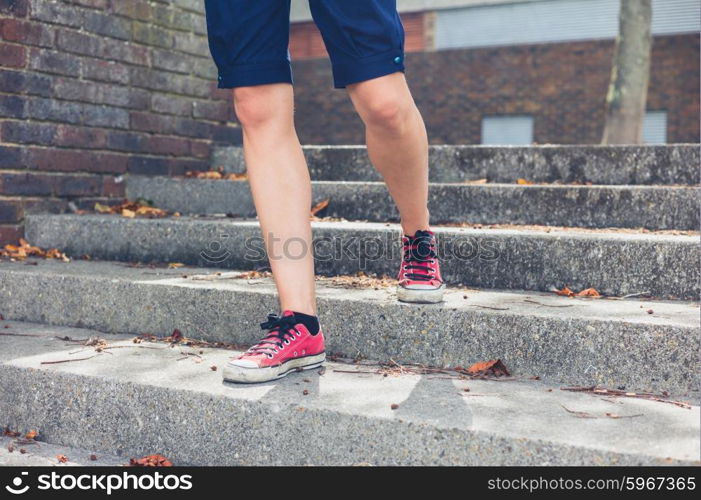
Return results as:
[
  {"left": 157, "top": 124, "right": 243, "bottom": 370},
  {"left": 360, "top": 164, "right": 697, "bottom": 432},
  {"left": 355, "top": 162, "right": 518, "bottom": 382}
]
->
[
  {"left": 233, "top": 83, "right": 316, "bottom": 315},
  {"left": 346, "top": 72, "right": 430, "bottom": 236}
]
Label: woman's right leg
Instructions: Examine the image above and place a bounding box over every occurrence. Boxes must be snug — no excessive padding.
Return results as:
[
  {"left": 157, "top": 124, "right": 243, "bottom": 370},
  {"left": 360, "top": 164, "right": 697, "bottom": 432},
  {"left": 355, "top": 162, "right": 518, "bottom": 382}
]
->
[{"left": 233, "top": 83, "right": 317, "bottom": 316}]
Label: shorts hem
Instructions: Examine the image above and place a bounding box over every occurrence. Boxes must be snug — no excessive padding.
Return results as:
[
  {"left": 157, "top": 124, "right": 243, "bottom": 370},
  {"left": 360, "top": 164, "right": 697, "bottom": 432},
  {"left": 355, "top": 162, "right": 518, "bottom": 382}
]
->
[
  {"left": 331, "top": 50, "right": 406, "bottom": 89},
  {"left": 216, "top": 61, "right": 293, "bottom": 89}
]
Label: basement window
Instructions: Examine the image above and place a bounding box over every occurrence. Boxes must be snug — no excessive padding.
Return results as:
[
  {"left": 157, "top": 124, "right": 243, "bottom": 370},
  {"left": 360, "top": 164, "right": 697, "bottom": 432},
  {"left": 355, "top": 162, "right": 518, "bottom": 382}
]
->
[
  {"left": 481, "top": 115, "right": 534, "bottom": 145},
  {"left": 643, "top": 110, "right": 667, "bottom": 144}
]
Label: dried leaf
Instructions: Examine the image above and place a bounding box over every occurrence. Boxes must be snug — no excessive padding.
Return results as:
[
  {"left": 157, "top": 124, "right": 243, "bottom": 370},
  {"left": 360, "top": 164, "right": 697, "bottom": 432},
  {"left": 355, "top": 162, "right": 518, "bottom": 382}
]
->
[
  {"left": 170, "top": 329, "right": 183, "bottom": 343},
  {"left": 121, "top": 209, "right": 136, "bottom": 218},
  {"left": 94, "top": 202, "right": 112, "bottom": 213},
  {"left": 57, "top": 454, "right": 68, "bottom": 463},
  {"left": 553, "top": 286, "right": 575, "bottom": 297},
  {"left": 234, "top": 270, "right": 273, "bottom": 280},
  {"left": 24, "top": 430, "right": 38, "bottom": 440},
  {"left": 310, "top": 198, "right": 330, "bottom": 217},
  {"left": 225, "top": 172, "right": 247, "bottom": 181},
  {"left": 576, "top": 287, "right": 600, "bottom": 297},
  {"left": 465, "top": 359, "right": 511, "bottom": 377},
  {"left": 0, "top": 239, "right": 69, "bottom": 262},
  {"left": 3, "top": 427, "right": 19, "bottom": 437},
  {"left": 517, "top": 178, "right": 534, "bottom": 185},
  {"left": 167, "top": 263, "right": 185, "bottom": 269},
  {"left": 128, "top": 454, "right": 173, "bottom": 467}
]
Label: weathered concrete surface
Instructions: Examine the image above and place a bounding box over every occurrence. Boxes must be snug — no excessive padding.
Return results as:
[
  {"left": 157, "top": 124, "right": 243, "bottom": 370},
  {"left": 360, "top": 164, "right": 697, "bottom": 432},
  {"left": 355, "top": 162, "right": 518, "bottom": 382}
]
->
[
  {"left": 127, "top": 176, "right": 700, "bottom": 230},
  {"left": 0, "top": 323, "right": 698, "bottom": 466},
  {"left": 25, "top": 214, "right": 700, "bottom": 299},
  {"left": 0, "top": 259, "right": 698, "bottom": 395},
  {"left": 212, "top": 144, "right": 700, "bottom": 185}
]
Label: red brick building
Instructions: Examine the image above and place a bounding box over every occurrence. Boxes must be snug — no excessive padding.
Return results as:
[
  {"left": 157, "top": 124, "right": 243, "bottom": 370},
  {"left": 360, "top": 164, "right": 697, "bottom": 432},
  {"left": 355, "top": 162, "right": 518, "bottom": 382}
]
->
[{"left": 288, "top": 0, "right": 700, "bottom": 145}]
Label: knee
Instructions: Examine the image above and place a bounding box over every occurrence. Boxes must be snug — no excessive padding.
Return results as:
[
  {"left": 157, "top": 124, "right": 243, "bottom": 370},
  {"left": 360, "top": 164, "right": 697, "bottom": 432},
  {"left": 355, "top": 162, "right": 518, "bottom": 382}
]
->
[
  {"left": 360, "top": 96, "right": 412, "bottom": 132},
  {"left": 232, "top": 87, "right": 283, "bottom": 129}
]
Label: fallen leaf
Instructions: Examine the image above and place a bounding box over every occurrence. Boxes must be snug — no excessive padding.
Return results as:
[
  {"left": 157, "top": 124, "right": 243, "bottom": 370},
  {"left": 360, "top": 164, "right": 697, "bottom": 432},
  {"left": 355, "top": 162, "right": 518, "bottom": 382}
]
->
[
  {"left": 170, "top": 329, "right": 183, "bottom": 343},
  {"left": 465, "top": 359, "right": 511, "bottom": 377},
  {"left": 24, "top": 430, "right": 38, "bottom": 440},
  {"left": 554, "top": 286, "right": 575, "bottom": 297},
  {"left": 517, "top": 178, "right": 534, "bottom": 185},
  {"left": 94, "top": 202, "right": 112, "bottom": 213},
  {"left": 235, "top": 270, "right": 273, "bottom": 280},
  {"left": 121, "top": 209, "right": 136, "bottom": 218},
  {"left": 167, "top": 263, "right": 184, "bottom": 269},
  {"left": 57, "top": 454, "right": 68, "bottom": 463},
  {"left": 196, "top": 171, "right": 222, "bottom": 179},
  {"left": 310, "top": 198, "right": 330, "bottom": 217},
  {"left": 3, "top": 427, "right": 19, "bottom": 437},
  {"left": 0, "top": 239, "right": 69, "bottom": 262},
  {"left": 463, "top": 178, "right": 488, "bottom": 185},
  {"left": 128, "top": 454, "right": 173, "bottom": 467},
  {"left": 576, "top": 288, "right": 600, "bottom": 297}
]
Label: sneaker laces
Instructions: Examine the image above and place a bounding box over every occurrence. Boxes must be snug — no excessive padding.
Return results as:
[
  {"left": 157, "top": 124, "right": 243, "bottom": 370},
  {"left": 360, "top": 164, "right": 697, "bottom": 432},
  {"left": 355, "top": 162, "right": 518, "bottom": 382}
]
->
[
  {"left": 401, "top": 230, "right": 438, "bottom": 282},
  {"left": 246, "top": 313, "right": 299, "bottom": 357}
]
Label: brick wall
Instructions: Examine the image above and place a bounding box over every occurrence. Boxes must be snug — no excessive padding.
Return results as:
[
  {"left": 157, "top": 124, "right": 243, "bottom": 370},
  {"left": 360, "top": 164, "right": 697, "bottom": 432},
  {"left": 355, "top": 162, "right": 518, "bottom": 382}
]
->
[
  {"left": 0, "top": 0, "right": 239, "bottom": 244},
  {"left": 291, "top": 33, "right": 700, "bottom": 145},
  {"left": 290, "top": 12, "right": 427, "bottom": 60}
]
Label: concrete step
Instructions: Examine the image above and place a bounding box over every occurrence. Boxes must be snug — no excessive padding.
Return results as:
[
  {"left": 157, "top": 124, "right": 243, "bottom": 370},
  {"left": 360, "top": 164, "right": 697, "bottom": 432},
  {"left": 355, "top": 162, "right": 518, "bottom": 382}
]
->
[
  {"left": 212, "top": 144, "right": 700, "bottom": 185},
  {"left": 25, "top": 214, "right": 700, "bottom": 299},
  {"left": 0, "top": 436, "right": 126, "bottom": 467},
  {"left": 127, "top": 176, "right": 700, "bottom": 230},
  {"left": 1, "top": 320, "right": 698, "bottom": 466},
  {"left": 0, "top": 258, "right": 697, "bottom": 395}
]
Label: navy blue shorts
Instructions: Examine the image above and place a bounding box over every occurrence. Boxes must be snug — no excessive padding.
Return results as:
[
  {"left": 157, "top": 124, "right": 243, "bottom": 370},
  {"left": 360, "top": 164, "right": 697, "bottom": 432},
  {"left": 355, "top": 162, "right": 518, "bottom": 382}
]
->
[{"left": 203, "top": 0, "right": 406, "bottom": 89}]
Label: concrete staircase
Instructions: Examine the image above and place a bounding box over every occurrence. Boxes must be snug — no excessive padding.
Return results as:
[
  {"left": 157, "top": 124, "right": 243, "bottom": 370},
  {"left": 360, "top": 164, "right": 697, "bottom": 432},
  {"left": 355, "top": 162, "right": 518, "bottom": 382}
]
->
[{"left": 0, "top": 144, "right": 699, "bottom": 465}]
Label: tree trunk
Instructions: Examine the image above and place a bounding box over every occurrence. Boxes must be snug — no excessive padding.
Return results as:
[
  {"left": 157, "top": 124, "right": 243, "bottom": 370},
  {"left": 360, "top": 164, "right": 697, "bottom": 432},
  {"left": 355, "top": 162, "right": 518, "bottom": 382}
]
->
[{"left": 601, "top": 0, "right": 653, "bottom": 144}]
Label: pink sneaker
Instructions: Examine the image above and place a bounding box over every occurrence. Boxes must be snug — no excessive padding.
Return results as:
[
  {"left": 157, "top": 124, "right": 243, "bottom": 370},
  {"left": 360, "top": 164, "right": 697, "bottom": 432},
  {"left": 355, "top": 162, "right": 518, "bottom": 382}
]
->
[
  {"left": 223, "top": 310, "right": 325, "bottom": 383},
  {"left": 397, "top": 229, "right": 446, "bottom": 303}
]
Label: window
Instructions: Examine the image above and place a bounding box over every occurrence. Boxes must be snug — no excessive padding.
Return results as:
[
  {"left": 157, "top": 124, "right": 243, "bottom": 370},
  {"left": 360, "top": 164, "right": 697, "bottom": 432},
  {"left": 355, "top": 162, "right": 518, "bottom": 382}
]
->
[
  {"left": 481, "top": 115, "right": 534, "bottom": 145},
  {"left": 435, "top": 0, "right": 701, "bottom": 49},
  {"left": 643, "top": 111, "right": 667, "bottom": 144}
]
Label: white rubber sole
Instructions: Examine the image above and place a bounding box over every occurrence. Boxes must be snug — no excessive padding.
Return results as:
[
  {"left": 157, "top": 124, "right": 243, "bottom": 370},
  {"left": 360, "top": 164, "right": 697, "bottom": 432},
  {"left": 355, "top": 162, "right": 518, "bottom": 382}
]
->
[
  {"left": 222, "top": 352, "right": 326, "bottom": 384},
  {"left": 396, "top": 283, "right": 446, "bottom": 304}
]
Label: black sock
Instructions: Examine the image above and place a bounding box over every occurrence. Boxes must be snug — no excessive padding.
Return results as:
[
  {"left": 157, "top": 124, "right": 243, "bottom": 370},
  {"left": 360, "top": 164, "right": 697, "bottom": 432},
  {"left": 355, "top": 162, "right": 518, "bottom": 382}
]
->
[
  {"left": 405, "top": 229, "right": 431, "bottom": 238},
  {"left": 292, "top": 311, "right": 320, "bottom": 335}
]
